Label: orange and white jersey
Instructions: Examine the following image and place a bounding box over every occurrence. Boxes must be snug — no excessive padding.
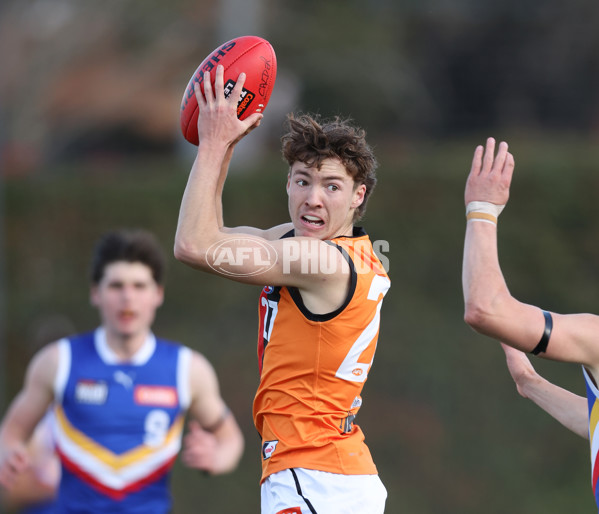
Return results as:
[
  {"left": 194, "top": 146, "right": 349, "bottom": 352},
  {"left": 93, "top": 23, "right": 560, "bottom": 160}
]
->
[{"left": 254, "top": 228, "right": 390, "bottom": 482}]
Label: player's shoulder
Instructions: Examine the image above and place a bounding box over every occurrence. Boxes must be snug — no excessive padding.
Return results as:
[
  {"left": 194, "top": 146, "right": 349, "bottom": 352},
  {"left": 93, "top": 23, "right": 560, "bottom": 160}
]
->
[
  {"left": 187, "top": 348, "right": 215, "bottom": 371},
  {"left": 265, "top": 222, "right": 294, "bottom": 241},
  {"left": 25, "top": 339, "right": 63, "bottom": 386},
  {"left": 161, "top": 340, "right": 213, "bottom": 369},
  {"left": 32, "top": 337, "right": 67, "bottom": 362},
  {"left": 185, "top": 349, "right": 220, "bottom": 397},
  {"left": 154, "top": 335, "right": 184, "bottom": 348}
]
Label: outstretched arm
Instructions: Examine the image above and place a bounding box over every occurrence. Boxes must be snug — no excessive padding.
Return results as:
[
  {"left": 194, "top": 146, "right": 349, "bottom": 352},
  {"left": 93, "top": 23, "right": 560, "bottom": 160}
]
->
[
  {"left": 501, "top": 344, "right": 588, "bottom": 439},
  {"left": 462, "top": 138, "right": 599, "bottom": 375},
  {"left": 182, "top": 352, "right": 244, "bottom": 475}
]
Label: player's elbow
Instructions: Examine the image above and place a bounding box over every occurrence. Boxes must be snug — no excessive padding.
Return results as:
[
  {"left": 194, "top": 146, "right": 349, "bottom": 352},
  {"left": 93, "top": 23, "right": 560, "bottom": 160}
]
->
[
  {"left": 463, "top": 301, "right": 494, "bottom": 334},
  {"left": 173, "top": 238, "right": 209, "bottom": 270}
]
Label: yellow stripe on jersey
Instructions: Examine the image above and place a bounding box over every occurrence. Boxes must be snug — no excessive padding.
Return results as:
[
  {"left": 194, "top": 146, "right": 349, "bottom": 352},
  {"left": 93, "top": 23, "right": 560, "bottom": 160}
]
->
[
  {"left": 591, "top": 399, "right": 599, "bottom": 442},
  {"left": 54, "top": 405, "right": 184, "bottom": 470}
]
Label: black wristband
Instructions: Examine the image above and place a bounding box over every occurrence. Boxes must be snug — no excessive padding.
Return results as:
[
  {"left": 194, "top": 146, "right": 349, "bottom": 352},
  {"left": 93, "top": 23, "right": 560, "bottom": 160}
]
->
[{"left": 530, "top": 310, "right": 553, "bottom": 355}]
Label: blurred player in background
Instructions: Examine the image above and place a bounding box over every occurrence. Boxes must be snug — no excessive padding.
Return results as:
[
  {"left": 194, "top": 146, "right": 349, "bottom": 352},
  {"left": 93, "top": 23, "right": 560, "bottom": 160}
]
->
[
  {"left": 0, "top": 229, "right": 244, "bottom": 513},
  {"left": 175, "top": 66, "right": 390, "bottom": 513},
  {"left": 462, "top": 137, "right": 599, "bottom": 509}
]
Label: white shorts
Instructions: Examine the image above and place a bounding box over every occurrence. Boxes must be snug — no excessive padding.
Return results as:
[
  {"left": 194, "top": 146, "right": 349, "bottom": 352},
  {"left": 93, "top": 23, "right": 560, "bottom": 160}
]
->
[{"left": 260, "top": 468, "right": 387, "bottom": 514}]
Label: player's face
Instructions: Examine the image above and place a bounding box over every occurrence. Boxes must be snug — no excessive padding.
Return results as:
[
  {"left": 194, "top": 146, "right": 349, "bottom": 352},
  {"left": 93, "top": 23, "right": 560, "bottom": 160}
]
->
[
  {"left": 286, "top": 158, "right": 365, "bottom": 239},
  {"left": 90, "top": 261, "right": 164, "bottom": 341}
]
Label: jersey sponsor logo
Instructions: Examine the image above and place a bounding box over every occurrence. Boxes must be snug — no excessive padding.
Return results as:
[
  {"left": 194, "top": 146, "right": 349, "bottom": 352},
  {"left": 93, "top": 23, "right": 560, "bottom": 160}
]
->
[
  {"left": 262, "top": 439, "right": 279, "bottom": 460},
  {"left": 276, "top": 508, "right": 302, "bottom": 514},
  {"left": 351, "top": 396, "right": 362, "bottom": 409},
  {"left": 134, "top": 386, "right": 178, "bottom": 407},
  {"left": 75, "top": 380, "right": 108, "bottom": 405}
]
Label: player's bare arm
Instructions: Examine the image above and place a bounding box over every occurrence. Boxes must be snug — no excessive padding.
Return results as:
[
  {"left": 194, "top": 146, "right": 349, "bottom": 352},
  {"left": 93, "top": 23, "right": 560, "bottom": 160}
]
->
[
  {"left": 501, "top": 344, "right": 588, "bottom": 439},
  {"left": 175, "top": 65, "right": 269, "bottom": 272},
  {"left": 463, "top": 138, "right": 599, "bottom": 376},
  {"left": 174, "top": 67, "right": 354, "bottom": 309},
  {"left": 183, "top": 351, "right": 244, "bottom": 475},
  {"left": 0, "top": 343, "right": 57, "bottom": 488}
]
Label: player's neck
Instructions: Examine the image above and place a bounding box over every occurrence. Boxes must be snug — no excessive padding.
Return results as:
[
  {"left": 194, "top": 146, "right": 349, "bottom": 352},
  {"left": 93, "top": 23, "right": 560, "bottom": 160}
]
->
[
  {"left": 103, "top": 328, "right": 151, "bottom": 361},
  {"left": 334, "top": 222, "right": 355, "bottom": 239}
]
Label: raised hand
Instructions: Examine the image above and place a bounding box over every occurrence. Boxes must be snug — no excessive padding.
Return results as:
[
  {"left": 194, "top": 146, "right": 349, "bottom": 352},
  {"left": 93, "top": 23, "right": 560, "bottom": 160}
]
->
[
  {"left": 465, "top": 137, "right": 515, "bottom": 206},
  {"left": 194, "top": 65, "right": 263, "bottom": 148}
]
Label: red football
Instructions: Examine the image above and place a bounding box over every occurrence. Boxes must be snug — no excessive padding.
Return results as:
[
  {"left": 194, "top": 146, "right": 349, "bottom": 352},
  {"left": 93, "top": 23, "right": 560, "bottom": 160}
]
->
[{"left": 180, "top": 35, "right": 277, "bottom": 145}]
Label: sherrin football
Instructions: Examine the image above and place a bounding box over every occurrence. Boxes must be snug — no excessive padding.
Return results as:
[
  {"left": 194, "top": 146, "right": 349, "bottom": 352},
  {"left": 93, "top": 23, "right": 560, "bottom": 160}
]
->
[{"left": 180, "top": 35, "right": 277, "bottom": 145}]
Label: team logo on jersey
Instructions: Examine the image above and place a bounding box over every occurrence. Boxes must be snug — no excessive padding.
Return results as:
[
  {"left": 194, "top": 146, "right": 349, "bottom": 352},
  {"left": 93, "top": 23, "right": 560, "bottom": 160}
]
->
[
  {"left": 75, "top": 380, "right": 108, "bottom": 405},
  {"left": 134, "top": 386, "right": 178, "bottom": 407},
  {"left": 113, "top": 370, "right": 134, "bottom": 389},
  {"left": 262, "top": 439, "right": 279, "bottom": 460},
  {"left": 263, "top": 285, "right": 274, "bottom": 294}
]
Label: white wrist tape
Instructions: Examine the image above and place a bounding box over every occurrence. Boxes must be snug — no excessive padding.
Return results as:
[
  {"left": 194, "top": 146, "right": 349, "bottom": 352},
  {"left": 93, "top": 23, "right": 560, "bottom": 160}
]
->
[{"left": 466, "top": 201, "right": 505, "bottom": 225}]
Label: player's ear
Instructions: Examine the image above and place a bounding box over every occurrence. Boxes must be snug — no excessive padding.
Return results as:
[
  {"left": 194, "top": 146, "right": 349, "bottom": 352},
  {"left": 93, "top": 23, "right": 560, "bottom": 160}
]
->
[
  {"left": 155, "top": 285, "right": 165, "bottom": 308},
  {"left": 351, "top": 183, "right": 366, "bottom": 209},
  {"left": 90, "top": 285, "right": 99, "bottom": 307}
]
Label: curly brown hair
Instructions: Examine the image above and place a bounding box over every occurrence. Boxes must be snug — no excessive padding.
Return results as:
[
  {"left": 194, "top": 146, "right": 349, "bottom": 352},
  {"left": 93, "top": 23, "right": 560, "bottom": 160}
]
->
[{"left": 281, "top": 113, "right": 378, "bottom": 221}]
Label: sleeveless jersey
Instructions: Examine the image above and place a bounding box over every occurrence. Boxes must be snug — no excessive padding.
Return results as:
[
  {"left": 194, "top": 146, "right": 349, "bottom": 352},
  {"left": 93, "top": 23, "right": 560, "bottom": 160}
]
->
[
  {"left": 583, "top": 367, "right": 599, "bottom": 510},
  {"left": 254, "top": 228, "right": 391, "bottom": 482},
  {"left": 52, "top": 328, "right": 191, "bottom": 513}
]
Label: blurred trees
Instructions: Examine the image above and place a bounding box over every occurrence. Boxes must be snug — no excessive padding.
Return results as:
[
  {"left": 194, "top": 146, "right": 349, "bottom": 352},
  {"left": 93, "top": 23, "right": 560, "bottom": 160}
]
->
[{"left": 2, "top": 0, "right": 599, "bottom": 171}]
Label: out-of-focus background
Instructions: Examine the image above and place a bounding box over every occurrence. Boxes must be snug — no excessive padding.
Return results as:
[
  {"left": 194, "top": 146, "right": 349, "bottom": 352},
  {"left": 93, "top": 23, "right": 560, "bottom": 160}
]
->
[{"left": 2, "top": 0, "right": 599, "bottom": 512}]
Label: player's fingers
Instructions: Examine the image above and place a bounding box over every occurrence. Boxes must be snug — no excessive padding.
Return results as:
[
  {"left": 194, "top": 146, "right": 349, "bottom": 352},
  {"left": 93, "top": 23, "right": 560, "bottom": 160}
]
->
[
  {"left": 490, "top": 141, "right": 509, "bottom": 175},
  {"left": 8, "top": 450, "right": 28, "bottom": 472},
  {"left": 243, "top": 113, "right": 263, "bottom": 131},
  {"left": 214, "top": 65, "right": 225, "bottom": 101},
  {"left": 0, "top": 458, "right": 26, "bottom": 486},
  {"left": 481, "top": 137, "right": 496, "bottom": 173},
  {"left": 193, "top": 81, "right": 206, "bottom": 109},
  {"left": 470, "top": 145, "right": 484, "bottom": 176},
  {"left": 503, "top": 152, "right": 515, "bottom": 180},
  {"left": 187, "top": 419, "right": 201, "bottom": 433},
  {"left": 232, "top": 72, "right": 246, "bottom": 97},
  {"left": 202, "top": 71, "right": 214, "bottom": 103}
]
